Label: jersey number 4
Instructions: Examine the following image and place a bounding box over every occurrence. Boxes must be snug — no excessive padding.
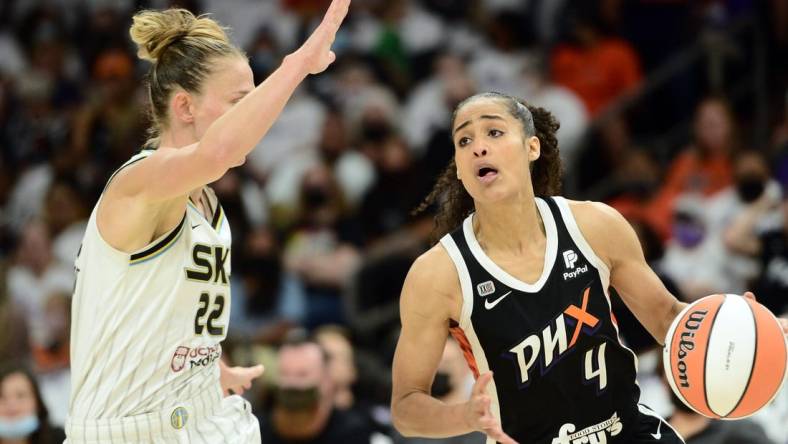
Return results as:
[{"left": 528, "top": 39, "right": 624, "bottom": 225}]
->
[
  {"left": 584, "top": 343, "right": 607, "bottom": 391},
  {"left": 194, "top": 292, "right": 225, "bottom": 336}
]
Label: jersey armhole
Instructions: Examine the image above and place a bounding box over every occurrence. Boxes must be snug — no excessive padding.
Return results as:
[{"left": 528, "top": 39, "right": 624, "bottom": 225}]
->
[
  {"left": 439, "top": 234, "right": 474, "bottom": 330},
  {"left": 91, "top": 149, "right": 186, "bottom": 266}
]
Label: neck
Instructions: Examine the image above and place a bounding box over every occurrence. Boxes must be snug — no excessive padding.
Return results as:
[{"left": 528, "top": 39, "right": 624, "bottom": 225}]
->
[
  {"left": 473, "top": 195, "right": 544, "bottom": 255},
  {"left": 159, "top": 129, "right": 197, "bottom": 149}
]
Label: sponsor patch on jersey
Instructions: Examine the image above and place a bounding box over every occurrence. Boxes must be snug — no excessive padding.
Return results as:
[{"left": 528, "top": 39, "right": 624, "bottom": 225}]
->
[
  {"left": 170, "top": 406, "right": 189, "bottom": 429},
  {"left": 476, "top": 280, "right": 495, "bottom": 297},
  {"left": 170, "top": 345, "right": 222, "bottom": 373},
  {"left": 551, "top": 411, "right": 622, "bottom": 444}
]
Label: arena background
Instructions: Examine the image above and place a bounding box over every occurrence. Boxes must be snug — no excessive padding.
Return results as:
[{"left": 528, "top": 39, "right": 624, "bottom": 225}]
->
[{"left": 0, "top": 0, "right": 786, "bottom": 442}]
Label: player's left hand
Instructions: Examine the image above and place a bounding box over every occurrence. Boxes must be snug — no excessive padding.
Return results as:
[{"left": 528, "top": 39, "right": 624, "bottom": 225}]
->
[
  {"left": 743, "top": 292, "right": 788, "bottom": 334},
  {"left": 220, "top": 363, "right": 264, "bottom": 396}
]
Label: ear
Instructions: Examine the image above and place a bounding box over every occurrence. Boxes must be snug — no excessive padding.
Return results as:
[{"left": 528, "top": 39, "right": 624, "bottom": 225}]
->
[
  {"left": 171, "top": 90, "right": 195, "bottom": 124},
  {"left": 527, "top": 136, "right": 541, "bottom": 162}
]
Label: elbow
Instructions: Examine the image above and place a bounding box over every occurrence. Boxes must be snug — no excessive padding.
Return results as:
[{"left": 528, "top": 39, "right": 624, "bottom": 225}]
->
[{"left": 390, "top": 399, "right": 416, "bottom": 437}]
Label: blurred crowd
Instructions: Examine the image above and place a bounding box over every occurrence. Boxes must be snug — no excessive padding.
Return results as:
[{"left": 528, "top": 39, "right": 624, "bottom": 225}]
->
[{"left": 1, "top": 0, "right": 787, "bottom": 443}]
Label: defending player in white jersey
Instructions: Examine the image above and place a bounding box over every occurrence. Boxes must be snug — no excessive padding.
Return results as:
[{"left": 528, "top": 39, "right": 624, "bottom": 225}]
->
[{"left": 65, "top": 2, "right": 350, "bottom": 443}]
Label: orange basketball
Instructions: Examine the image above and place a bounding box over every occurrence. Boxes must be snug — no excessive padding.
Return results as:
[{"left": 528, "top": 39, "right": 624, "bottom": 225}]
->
[{"left": 663, "top": 294, "right": 787, "bottom": 419}]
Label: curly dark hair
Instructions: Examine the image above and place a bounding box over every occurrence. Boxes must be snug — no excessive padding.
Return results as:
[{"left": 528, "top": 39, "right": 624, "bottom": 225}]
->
[{"left": 415, "top": 92, "right": 563, "bottom": 243}]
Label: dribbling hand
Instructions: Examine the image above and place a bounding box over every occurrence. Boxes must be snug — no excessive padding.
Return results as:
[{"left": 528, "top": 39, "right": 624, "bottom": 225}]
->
[
  {"left": 464, "top": 372, "right": 518, "bottom": 444},
  {"left": 743, "top": 292, "right": 788, "bottom": 334},
  {"left": 291, "top": 0, "right": 351, "bottom": 75}
]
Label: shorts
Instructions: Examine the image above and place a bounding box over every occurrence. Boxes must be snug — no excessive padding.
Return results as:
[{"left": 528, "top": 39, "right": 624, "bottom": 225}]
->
[
  {"left": 65, "top": 388, "right": 261, "bottom": 444},
  {"left": 631, "top": 404, "right": 685, "bottom": 444}
]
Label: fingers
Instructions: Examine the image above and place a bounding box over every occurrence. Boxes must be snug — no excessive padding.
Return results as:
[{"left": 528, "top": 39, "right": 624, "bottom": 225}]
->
[
  {"left": 743, "top": 291, "right": 757, "bottom": 301},
  {"left": 323, "top": 0, "right": 351, "bottom": 30},
  {"left": 478, "top": 414, "right": 518, "bottom": 444},
  {"left": 249, "top": 364, "right": 265, "bottom": 378},
  {"left": 472, "top": 372, "right": 493, "bottom": 396},
  {"left": 778, "top": 318, "right": 788, "bottom": 334}
]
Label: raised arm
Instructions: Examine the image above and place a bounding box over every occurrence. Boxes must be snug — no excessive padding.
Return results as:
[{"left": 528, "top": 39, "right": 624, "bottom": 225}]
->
[
  {"left": 114, "top": 0, "right": 350, "bottom": 203},
  {"left": 571, "top": 201, "right": 686, "bottom": 344},
  {"left": 391, "top": 247, "right": 516, "bottom": 443},
  {"left": 98, "top": 0, "right": 350, "bottom": 252}
]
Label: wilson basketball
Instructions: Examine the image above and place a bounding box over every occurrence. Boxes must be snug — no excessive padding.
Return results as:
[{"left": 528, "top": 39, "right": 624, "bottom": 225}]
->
[{"left": 663, "top": 294, "right": 787, "bottom": 419}]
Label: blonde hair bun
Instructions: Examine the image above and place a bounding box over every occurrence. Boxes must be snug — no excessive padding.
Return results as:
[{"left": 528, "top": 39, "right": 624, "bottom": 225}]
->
[{"left": 129, "top": 8, "right": 229, "bottom": 63}]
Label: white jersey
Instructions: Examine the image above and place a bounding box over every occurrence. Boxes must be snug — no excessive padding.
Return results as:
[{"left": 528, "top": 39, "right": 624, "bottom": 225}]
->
[{"left": 68, "top": 149, "right": 233, "bottom": 420}]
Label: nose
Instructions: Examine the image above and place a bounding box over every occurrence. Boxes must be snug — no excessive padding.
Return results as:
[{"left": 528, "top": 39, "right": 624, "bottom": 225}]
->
[{"left": 472, "top": 145, "right": 488, "bottom": 157}]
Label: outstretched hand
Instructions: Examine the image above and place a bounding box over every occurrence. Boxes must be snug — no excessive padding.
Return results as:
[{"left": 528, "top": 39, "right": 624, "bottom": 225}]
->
[
  {"left": 464, "top": 372, "right": 518, "bottom": 444},
  {"left": 291, "top": 0, "right": 351, "bottom": 75},
  {"left": 743, "top": 292, "right": 788, "bottom": 334},
  {"left": 220, "top": 363, "right": 264, "bottom": 396}
]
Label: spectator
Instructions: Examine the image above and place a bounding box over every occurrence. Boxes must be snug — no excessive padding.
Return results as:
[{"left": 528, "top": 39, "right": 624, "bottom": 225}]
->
[
  {"left": 650, "top": 96, "right": 738, "bottom": 239},
  {"left": 0, "top": 362, "right": 65, "bottom": 444},
  {"left": 42, "top": 176, "right": 88, "bottom": 267},
  {"left": 403, "top": 51, "right": 474, "bottom": 156},
  {"left": 258, "top": 338, "right": 380, "bottom": 443},
  {"left": 5, "top": 221, "right": 73, "bottom": 371},
  {"left": 707, "top": 150, "right": 783, "bottom": 294},
  {"left": 283, "top": 164, "right": 362, "bottom": 328},
  {"left": 0, "top": 263, "right": 30, "bottom": 364},
  {"left": 726, "top": 194, "right": 788, "bottom": 317},
  {"left": 520, "top": 54, "right": 588, "bottom": 185},
  {"left": 358, "top": 132, "right": 432, "bottom": 246},
  {"left": 69, "top": 49, "right": 145, "bottom": 184},
  {"left": 314, "top": 326, "right": 358, "bottom": 411},
  {"left": 550, "top": 2, "right": 642, "bottom": 116},
  {"left": 661, "top": 195, "right": 730, "bottom": 301},
  {"left": 317, "top": 109, "right": 375, "bottom": 208}
]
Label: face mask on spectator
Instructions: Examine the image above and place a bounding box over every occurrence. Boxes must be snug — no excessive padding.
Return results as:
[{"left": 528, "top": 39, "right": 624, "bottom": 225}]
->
[
  {"left": 303, "top": 186, "right": 330, "bottom": 208},
  {"left": 736, "top": 176, "right": 766, "bottom": 203},
  {"left": 361, "top": 120, "right": 391, "bottom": 143},
  {"left": 0, "top": 415, "right": 39, "bottom": 439},
  {"left": 276, "top": 386, "right": 320, "bottom": 411},
  {"left": 673, "top": 218, "right": 705, "bottom": 249},
  {"left": 430, "top": 371, "right": 453, "bottom": 398}
]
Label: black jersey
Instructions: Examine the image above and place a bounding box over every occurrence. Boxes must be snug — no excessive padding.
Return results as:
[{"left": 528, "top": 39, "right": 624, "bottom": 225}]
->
[{"left": 440, "top": 197, "right": 642, "bottom": 444}]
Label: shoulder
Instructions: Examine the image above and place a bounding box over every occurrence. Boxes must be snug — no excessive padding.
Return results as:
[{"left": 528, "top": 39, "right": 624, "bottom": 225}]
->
[
  {"left": 406, "top": 241, "right": 460, "bottom": 295},
  {"left": 562, "top": 199, "right": 639, "bottom": 267},
  {"left": 563, "top": 199, "right": 631, "bottom": 236},
  {"left": 400, "top": 241, "right": 462, "bottom": 321}
]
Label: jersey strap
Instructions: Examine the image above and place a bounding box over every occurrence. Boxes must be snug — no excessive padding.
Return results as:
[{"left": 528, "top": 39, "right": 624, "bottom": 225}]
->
[
  {"left": 101, "top": 149, "right": 155, "bottom": 193},
  {"left": 129, "top": 214, "right": 186, "bottom": 265}
]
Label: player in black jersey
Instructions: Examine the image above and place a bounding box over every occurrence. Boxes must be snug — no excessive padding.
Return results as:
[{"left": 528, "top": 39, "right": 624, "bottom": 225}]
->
[{"left": 390, "top": 92, "right": 787, "bottom": 444}]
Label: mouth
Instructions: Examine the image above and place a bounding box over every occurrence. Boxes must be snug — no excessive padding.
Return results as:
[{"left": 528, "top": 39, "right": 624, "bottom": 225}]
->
[{"left": 476, "top": 165, "right": 499, "bottom": 184}]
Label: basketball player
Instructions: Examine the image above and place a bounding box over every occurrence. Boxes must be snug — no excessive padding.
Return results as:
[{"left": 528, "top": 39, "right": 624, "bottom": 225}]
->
[
  {"left": 391, "top": 92, "right": 788, "bottom": 444},
  {"left": 65, "top": 2, "right": 349, "bottom": 443}
]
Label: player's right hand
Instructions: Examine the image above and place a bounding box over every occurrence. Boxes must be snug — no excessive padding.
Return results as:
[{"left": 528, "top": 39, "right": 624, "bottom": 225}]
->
[
  {"left": 290, "top": 0, "right": 351, "bottom": 75},
  {"left": 463, "top": 372, "right": 519, "bottom": 444}
]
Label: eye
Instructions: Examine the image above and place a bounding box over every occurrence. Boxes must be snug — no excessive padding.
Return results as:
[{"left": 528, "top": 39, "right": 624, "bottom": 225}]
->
[
  {"left": 489, "top": 129, "right": 503, "bottom": 137},
  {"left": 458, "top": 136, "right": 471, "bottom": 147}
]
